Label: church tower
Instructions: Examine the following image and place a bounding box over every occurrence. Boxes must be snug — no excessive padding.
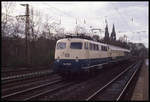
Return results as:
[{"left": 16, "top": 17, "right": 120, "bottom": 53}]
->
[
  {"left": 104, "top": 19, "right": 109, "bottom": 41},
  {"left": 110, "top": 24, "right": 116, "bottom": 40}
]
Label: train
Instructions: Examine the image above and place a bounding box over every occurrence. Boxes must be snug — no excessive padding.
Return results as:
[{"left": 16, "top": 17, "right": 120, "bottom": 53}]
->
[{"left": 53, "top": 36, "right": 130, "bottom": 77}]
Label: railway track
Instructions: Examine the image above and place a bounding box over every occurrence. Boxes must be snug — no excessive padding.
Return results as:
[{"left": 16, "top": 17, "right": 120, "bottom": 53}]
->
[
  {"left": 86, "top": 60, "right": 143, "bottom": 101},
  {"left": 2, "top": 70, "right": 53, "bottom": 84},
  {"left": 2, "top": 59, "right": 141, "bottom": 101},
  {"left": 23, "top": 81, "right": 76, "bottom": 101},
  {"left": 29, "top": 59, "right": 135, "bottom": 100},
  {"left": 2, "top": 74, "right": 61, "bottom": 91},
  {"left": 2, "top": 68, "right": 52, "bottom": 77},
  {"left": 2, "top": 71, "right": 80, "bottom": 101},
  {"left": 2, "top": 78, "right": 64, "bottom": 100},
  {"left": 1, "top": 66, "right": 51, "bottom": 73}
]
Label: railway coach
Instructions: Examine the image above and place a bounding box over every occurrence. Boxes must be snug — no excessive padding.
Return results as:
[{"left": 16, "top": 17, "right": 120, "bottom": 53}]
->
[{"left": 53, "top": 37, "right": 130, "bottom": 77}]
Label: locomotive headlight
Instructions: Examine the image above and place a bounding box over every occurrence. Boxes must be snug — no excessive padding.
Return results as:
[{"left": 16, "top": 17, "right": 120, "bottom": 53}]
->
[
  {"left": 57, "top": 59, "right": 60, "bottom": 62},
  {"left": 75, "top": 56, "right": 79, "bottom": 62},
  {"left": 57, "top": 57, "right": 60, "bottom": 62}
]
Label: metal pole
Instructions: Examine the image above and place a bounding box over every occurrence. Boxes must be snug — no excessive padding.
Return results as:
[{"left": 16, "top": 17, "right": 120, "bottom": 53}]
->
[
  {"left": 25, "top": 4, "right": 30, "bottom": 66},
  {"left": 20, "top": 4, "right": 30, "bottom": 66}
]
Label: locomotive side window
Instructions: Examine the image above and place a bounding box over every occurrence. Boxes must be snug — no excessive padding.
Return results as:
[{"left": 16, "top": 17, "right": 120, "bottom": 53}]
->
[
  {"left": 94, "top": 44, "right": 98, "bottom": 51},
  {"left": 84, "top": 42, "right": 88, "bottom": 49},
  {"left": 96, "top": 44, "right": 99, "bottom": 50},
  {"left": 90, "top": 43, "right": 92, "bottom": 50},
  {"left": 124, "top": 51, "right": 129, "bottom": 56},
  {"left": 89, "top": 43, "right": 99, "bottom": 51},
  {"left": 101, "top": 46, "right": 103, "bottom": 51},
  {"left": 99, "top": 45, "right": 101, "bottom": 50},
  {"left": 70, "top": 42, "right": 82, "bottom": 49},
  {"left": 101, "top": 46, "right": 107, "bottom": 51},
  {"left": 93, "top": 44, "right": 96, "bottom": 50},
  {"left": 57, "top": 42, "right": 66, "bottom": 49},
  {"left": 92, "top": 44, "right": 94, "bottom": 50},
  {"left": 92, "top": 43, "right": 95, "bottom": 50}
]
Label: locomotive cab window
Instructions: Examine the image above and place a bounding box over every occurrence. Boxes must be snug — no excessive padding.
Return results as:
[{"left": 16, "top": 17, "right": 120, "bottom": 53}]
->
[
  {"left": 56, "top": 42, "right": 66, "bottom": 49},
  {"left": 70, "top": 42, "right": 83, "bottom": 49}
]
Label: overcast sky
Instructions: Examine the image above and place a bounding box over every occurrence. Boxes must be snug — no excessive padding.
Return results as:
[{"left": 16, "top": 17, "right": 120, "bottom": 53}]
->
[{"left": 2, "top": 1, "right": 149, "bottom": 48}]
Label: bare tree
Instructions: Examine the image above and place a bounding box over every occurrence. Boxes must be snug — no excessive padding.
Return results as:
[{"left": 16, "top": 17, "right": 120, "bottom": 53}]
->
[
  {"left": 43, "top": 16, "right": 57, "bottom": 39},
  {"left": 2, "top": 2, "right": 16, "bottom": 36},
  {"left": 29, "top": 7, "right": 42, "bottom": 41}
]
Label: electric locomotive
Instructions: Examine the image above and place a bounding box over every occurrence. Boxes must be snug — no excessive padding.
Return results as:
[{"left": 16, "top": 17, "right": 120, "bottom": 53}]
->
[{"left": 53, "top": 36, "right": 130, "bottom": 77}]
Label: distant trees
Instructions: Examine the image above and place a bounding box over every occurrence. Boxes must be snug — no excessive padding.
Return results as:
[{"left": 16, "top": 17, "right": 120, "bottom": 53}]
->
[
  {"left": 1, "top": 3, "right": 63, "bottom": 67},
  {"left": 29, "top": 7, "right": 42, "bottom": 40},
  {"left": 128, "top": 42, "right": 148, "bottom": 58},
  {"left": 2, "top": 36, "right": 57, "bottom": 67},
  {"left": 2, "top": 2, "right": 14, "bottom": 36}
]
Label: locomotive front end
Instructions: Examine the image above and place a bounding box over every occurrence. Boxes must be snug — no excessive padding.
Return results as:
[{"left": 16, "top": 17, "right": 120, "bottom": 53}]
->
[{"left": 53, "top": 38, "right": 85, "bottom": 75}]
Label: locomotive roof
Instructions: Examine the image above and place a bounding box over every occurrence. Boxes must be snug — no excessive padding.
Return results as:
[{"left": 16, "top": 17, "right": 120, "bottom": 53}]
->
[
  {"left": 57, "top": 38, "right": 107, "bottom": 44},
  {"left": 108, "top": 45, "right": 130, "bottom": 52},
  {"left": 57, "top": 38, "right": 130, "bottom": 52}
]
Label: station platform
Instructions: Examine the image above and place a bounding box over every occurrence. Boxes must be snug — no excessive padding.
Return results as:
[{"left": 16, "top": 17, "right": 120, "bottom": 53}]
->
[{"left": 131, "top": 59, "right": 149, "bottom": 101}]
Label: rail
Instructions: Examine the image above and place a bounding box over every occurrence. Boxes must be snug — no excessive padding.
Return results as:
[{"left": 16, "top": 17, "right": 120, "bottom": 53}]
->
[
  {"left": 2, "top": 70, "right": 53, "bottom": 81},
  {"left": 86, "top": 60, "right": 142, "bottom": 101}
]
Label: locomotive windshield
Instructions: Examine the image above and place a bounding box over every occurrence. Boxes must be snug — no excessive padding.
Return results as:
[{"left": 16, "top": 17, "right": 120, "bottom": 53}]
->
[
  {"left": 56, "top": 42, "right": 66, "bottom": 49},
  {"left": 70, "top": 42, "right": 82, "bottom": 49}
]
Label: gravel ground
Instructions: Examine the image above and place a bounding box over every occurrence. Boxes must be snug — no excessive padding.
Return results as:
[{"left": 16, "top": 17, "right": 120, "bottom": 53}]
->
[{"left": 131, "top": 59, "right": 149, "bottom": 100}]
